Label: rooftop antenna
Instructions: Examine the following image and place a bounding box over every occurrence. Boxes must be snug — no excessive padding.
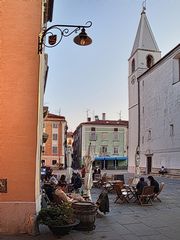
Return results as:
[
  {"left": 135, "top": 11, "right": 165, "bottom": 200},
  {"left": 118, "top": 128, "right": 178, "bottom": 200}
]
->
[
  {"left": 86, "top": 109, "right": 90, "bottom": 120},
  {"left": 58, "top": 108, "right": 61, "bottom": 116},
  {"left": 142, "top": 0, "right": 147, "bottom": 13},
  {"left": 118, "top": 111, "right": 122, "bottom": 120}
]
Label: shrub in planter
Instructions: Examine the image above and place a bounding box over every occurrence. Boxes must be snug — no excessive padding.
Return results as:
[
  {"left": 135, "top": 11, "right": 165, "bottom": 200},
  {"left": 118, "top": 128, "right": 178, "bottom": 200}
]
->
[
  {"left": 37, "top": 202, "right": 78, "bottom": 236},
  {"left": 37, "top": 202, "right": 75, "bottom": 226}
]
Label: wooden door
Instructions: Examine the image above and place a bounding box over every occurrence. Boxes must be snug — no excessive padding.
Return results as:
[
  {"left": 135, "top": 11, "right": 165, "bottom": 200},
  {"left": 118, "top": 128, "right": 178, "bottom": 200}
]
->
[{"left": 147, "top": 156, "right": 152, "bottom": 174}]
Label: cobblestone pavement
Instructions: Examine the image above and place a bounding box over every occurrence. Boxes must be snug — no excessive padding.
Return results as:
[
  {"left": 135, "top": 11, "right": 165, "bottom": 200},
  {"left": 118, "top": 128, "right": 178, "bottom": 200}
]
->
[{"left": 1, "top": 172, "right": 180, "bottom": 240}]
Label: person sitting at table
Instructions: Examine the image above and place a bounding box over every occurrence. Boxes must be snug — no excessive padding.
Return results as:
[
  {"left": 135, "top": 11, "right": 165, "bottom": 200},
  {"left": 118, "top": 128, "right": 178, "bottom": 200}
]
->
[
  {"left": 59, "top": 174, "right": 67, "bottom": 185},
  {"left": 147, "top": 176, "right": 159, "bottom": 193},
  {"left": 55, "top": 182, "right": 85, "bottom": 203},
  {"left": 136, "top": 177, "right": 148, "bottom": 195}
]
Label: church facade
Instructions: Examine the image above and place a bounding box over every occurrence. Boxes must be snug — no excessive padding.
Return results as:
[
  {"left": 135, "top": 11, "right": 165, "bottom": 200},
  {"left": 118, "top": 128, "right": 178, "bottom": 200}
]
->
[{"left": 128, "top": 8, "right": 180, "bottom": 175}]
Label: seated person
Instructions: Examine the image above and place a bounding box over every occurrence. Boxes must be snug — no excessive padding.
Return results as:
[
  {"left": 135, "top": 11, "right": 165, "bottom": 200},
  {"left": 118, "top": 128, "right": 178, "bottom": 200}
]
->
[
  {"left": 147, "top": 176, "right": 160, "bottom": 193},
  {"left": 136, "top": 177, "right": 148, "bottom": 195},
  {"left": 93, "top": 166, "right": 101, "bottom": 180},
  {"left": 49, "top": 174, "right": 58, "bottom": 186},
  {"left": 73, "top": 173, "right": 82, "bottom": 193},
  {"left": 59, "top": 174, "right": 67, "bottom": 185},
  {"left": 55, "top": 182, "right": 85, "bottom": 203},
  {"left": 159, "top": 166, "right": 167, "bottom": 175},
  {"left": 42, "top": 183, "right": 55, "bottom": 202}
]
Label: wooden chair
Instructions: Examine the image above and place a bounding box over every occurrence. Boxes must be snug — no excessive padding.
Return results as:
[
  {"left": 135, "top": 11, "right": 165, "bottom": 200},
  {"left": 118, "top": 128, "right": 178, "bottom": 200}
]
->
[
  {"left": 127, "top": 178, "right": 134, "bottom": 186},
  {"left": 113, "top": 174, "right": 125, "bottom": 183},
  {"left": 114, "top": 182, "right": 129, "bottom": 203},
  {"left": 137, "top": 186, "right": 155, "bottom": 206},
  {"left": 153, "top": 182, "right": 164, "bottom": 202}
]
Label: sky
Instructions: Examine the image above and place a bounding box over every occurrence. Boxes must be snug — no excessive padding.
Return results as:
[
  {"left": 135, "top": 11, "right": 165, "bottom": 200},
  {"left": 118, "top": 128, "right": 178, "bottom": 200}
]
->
[{"left": 44, "top": 0, "right": 180, "bottom": 132}]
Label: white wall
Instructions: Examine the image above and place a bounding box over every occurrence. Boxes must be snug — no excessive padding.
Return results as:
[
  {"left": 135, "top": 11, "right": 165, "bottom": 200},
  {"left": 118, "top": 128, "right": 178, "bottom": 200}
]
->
[{"left": 139, "top": 47, "right": 180, "bottom": 172}]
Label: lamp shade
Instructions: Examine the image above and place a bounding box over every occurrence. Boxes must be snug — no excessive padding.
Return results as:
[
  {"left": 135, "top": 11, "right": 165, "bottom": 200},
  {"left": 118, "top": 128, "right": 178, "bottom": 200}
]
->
[{"left": 73, "top": 28, "right": 92, "bottom": 46}]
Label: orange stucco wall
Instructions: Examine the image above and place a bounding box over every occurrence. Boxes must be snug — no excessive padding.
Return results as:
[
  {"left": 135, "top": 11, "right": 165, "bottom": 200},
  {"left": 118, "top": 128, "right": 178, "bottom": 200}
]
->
[{"left": 0, "top": 0, "right": 42, "bottom": 233}]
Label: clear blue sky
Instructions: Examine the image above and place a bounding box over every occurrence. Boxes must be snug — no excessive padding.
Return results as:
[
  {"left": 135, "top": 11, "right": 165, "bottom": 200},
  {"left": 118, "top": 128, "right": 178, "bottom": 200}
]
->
[{"left": 44, "top": 0, "right": 180, "bottom": 132}]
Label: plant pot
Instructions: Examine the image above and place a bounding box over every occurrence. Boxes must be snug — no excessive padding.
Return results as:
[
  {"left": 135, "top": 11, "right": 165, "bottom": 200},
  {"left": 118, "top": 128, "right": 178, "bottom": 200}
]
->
[{"left": 48, "top": 219, "right": 80, "bottom": 237}]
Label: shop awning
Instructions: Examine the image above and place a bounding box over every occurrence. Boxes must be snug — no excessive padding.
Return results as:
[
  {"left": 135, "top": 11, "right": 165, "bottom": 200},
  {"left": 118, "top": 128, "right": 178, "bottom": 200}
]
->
[{"left": 94, "top": 156, "right": 127, "bottom": 161}]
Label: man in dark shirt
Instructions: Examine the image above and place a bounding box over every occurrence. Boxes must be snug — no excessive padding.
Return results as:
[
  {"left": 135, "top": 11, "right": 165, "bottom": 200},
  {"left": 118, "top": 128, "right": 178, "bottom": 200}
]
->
[{"left": 136, "top": 177, "right": 148, "bottom": 195}]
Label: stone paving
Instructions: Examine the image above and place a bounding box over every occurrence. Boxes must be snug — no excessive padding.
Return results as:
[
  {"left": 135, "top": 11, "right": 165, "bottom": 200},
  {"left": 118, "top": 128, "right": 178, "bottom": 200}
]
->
[{"left": 1, "top": 172, "right": 180, "bottom": 240}]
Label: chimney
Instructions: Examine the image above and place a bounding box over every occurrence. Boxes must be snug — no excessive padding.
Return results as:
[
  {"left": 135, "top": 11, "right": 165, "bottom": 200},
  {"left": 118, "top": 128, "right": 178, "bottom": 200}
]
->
[
  {"left": 95, "top": 115, "right": 99, "bottom": 121},
  {"left": 87, "top": 117, "right": 91, "bottom": 122},
  {"left": 102, "top": 113, "right": 106, "bottom": 120}
]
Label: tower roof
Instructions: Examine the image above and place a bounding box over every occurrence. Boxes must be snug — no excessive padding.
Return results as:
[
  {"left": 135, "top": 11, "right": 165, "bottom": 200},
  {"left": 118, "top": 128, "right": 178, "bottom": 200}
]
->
[{"left": 131, "top": 8, "right": 159, "bottom": 57}]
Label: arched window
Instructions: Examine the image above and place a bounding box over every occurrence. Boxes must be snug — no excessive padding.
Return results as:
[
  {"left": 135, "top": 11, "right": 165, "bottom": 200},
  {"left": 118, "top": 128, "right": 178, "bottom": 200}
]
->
[
  {"left": 131, "top": 58, "right": 135, "bottom": 73},
  {"left": 146, "top": 55, "right": 154, "bottom": 68}
]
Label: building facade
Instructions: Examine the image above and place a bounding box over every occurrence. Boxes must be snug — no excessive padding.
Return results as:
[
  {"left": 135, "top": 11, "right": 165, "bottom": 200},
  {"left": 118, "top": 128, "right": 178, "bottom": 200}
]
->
[
  {"left": 73, "top": 115, "right": 128, "bottom": 170},
  {"left": 139, "top": 44, "right": 180, "bottom": 175},
  {"left": 0, "top": 0, "right": 53, "bottom": 234},
  {"left": 128, "top": 7, "right": 180, "bottom": 175},
  {"left": 42, "top": 112, "right": 67, "bottom": 169}
]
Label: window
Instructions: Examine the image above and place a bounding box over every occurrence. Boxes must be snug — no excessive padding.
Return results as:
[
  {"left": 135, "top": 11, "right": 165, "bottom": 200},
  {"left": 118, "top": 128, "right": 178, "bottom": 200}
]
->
[
  {"left": 52, "top": 123, "right": 58, "bottom": 128},
  {"left": 113, "top": 132, "right": 119, "bottom": 141},
  {"left": 52, "top": 160, "right": 57, "bottom": 165},
  {"left": 53, "top": 133, "right": 58, "bottom": 141},
  {"left": 146, "top": 55, "right": 154, "bottom": 68},
  {"left": 100, "top": 146, "right": 107, "bottom": 155},
  {"left": 170, "top": 124, "right": 174, "bottom": 136},
  {"left": 114, "top": 128, "right": 118, "bottom": 132},
  {"left": 42, "top": 146, "right": 45, "bottom": 153},
  {"left": 148, "top": 130, "right": 152, "bottom": 140},
  {"left": 52, "top": 146, "right": 58, "bottom": 154},
  {"left": 132, "top": 58, "right": 135, "bottom": 73},
  {"left": 89, "top": 127, "right": 96, "bottom": 141},
  {"left": 101, "top": 132, "right": 108, "bottom": 140},
  {"left": 114, "top": 147, "right": 119, "bottom": 154},
  {"left": 142, "top": 106, "right": 144, "bottom": 114},
  {"left": 142, "top": 136, "right": 144, "bottom": 144},
  {"left": 89, "top": 132, "right": 97, "bottom": 141},
  {"left": 173, "top": 58, "right": 180, "bottom": 84}
]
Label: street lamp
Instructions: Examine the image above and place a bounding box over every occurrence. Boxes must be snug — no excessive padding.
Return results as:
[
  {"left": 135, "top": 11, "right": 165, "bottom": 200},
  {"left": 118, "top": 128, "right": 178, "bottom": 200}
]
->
[{"left": 38, "top": 21, "right": 92, "bottom": 54}]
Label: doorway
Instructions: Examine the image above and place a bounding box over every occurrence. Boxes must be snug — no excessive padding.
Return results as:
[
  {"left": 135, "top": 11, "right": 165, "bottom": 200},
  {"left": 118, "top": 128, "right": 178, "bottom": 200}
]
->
[{"left": 147, "top": 156, "right": 152, "bottom": 174}]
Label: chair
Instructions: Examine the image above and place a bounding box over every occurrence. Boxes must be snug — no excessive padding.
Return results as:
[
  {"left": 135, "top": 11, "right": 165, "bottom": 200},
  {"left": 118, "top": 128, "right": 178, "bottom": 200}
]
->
[
  {"left": 153, "top": 182, "right": 164, "bottom": 202},
  {"left": 137, "top": 186, "right": 155, "bottom": 206},
  {"left": 127, "top": 177, "right": 134, "bottom": 186},
  {"left": 114, "top": 182, "right": 129, "bottom": 203},
  {"left": 113, "top": 174, "right": 125, "bottom": 183}
]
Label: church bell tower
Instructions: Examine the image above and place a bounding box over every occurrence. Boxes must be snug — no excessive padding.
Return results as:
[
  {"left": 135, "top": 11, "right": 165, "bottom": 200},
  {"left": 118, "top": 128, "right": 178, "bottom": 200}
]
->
[{"left": 128, "top": 6, "right": 161, "bottom": 173}]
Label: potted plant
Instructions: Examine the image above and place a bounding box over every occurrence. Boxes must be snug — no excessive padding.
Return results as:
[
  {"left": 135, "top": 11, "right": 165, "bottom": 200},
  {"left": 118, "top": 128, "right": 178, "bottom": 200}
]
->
[{"left": 37, "top": 202, "right": 79, "bottom": 236}]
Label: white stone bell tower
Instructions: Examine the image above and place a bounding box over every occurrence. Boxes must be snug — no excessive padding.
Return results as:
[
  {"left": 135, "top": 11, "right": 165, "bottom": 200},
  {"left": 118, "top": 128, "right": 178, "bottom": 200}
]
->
[{"left": 128, "top": 6, "right": 161, "bottom": 173}]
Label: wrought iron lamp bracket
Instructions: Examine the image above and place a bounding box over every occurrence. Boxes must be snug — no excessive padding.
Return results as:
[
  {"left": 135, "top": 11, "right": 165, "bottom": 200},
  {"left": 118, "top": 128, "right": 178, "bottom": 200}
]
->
[{"left": 38, "top": 21, "right": 92, "bottom": 54}]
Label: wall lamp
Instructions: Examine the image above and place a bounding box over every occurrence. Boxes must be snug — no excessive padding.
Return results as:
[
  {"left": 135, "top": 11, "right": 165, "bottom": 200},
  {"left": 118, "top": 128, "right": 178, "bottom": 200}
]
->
[{"left": 38, "top": 21, "right": 92, "bottom": 54}]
